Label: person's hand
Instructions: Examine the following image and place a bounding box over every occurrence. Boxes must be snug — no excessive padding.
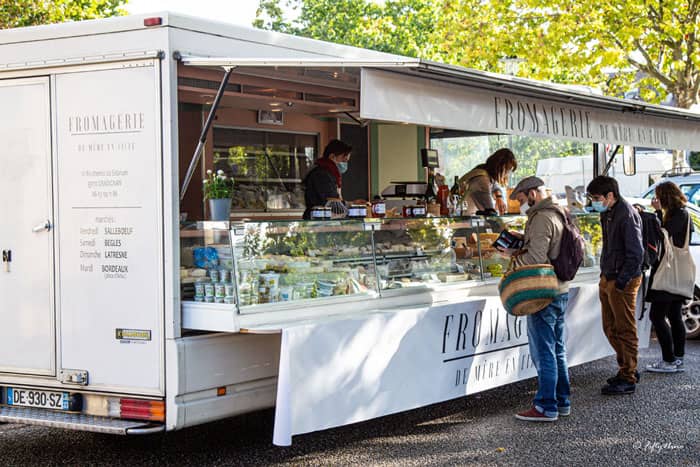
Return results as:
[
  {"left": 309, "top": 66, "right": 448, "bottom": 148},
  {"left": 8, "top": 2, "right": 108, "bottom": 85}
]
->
[
  {"left": 495, "top": 197, "right": 507, "bottom": 215},
  {"left": 496, "top": 247, "right": 519, "bottom": 257},
  {"left": 651, "top": 197, "right": 661, "bottom": 211}
]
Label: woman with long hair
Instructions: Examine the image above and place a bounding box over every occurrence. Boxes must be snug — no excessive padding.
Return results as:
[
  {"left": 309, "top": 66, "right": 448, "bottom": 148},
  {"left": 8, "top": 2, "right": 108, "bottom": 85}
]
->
[
  {"left": 646, "top": 181, "right": 692, "bottom": 373},
  {"left": 459, "top": 148, "right": 518, "bottom": 215}
]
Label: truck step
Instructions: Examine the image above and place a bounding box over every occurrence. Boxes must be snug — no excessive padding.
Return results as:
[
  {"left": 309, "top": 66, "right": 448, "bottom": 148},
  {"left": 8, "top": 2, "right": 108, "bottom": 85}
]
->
[{"left": 0, "top": 406, "right": 163, "bottom": 435}]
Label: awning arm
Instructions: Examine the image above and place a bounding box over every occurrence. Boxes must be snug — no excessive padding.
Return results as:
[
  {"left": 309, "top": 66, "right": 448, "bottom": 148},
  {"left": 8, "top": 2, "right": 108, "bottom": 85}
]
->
[
  {"left": 180, "top": 66, "right": 234, "bottom": 202},
  {"left": 602, "top": 145, "right": 620, "bottom": 176},
  {"left": 180, "top": 57, "right": 420, "bottom": 68}
]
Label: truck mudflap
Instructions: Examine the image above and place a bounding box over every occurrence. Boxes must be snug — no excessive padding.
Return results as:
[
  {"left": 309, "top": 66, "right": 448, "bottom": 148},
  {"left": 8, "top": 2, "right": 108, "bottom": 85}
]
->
[{"left": 0, "top": 406, "right": 164, "bottom": 435}]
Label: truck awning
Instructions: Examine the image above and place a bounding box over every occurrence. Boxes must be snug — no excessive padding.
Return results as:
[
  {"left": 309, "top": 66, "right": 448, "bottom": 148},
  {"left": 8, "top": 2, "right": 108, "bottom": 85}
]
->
[
  {"left": 180, "top": 55, "right": 700, "bottom": 151},
  {"left": 361, "top": 65, "right": 700, "bottom": 152}
]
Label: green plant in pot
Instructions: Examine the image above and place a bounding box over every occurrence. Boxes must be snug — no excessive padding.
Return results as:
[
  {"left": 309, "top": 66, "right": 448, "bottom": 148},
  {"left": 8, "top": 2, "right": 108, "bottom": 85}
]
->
[{"left": 203, "top": 169, "right": 234, "bottom": 221}]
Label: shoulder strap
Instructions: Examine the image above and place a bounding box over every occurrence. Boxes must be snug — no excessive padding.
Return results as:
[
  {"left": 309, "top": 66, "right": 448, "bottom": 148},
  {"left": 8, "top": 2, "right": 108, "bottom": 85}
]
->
[{"left": 684, "top": 212, "right": 691, "bottom": 249}]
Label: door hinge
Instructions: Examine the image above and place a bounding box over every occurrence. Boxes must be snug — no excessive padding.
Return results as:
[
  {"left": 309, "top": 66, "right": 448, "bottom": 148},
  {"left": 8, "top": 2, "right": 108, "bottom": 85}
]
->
[{"left": 59, "top": 369, "right": 89, "bottom": 386}]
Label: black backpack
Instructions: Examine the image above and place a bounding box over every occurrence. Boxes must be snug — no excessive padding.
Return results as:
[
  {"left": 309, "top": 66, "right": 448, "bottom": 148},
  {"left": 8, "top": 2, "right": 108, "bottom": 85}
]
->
[
  {"left": 549, "top": 207, "right": 585, "bottom": 281},
  {"left": 638, "top": 210, "right": 663, "bottom": 270}
]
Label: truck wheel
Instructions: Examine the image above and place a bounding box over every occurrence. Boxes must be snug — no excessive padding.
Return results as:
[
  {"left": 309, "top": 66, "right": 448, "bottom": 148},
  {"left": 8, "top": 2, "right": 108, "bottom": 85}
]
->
[{"left": 682, "top": 289, "right": 700, "bottom": 339}]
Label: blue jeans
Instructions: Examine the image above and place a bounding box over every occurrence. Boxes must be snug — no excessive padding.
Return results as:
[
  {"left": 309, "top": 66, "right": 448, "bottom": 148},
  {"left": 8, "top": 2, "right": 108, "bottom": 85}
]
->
[{"left": 526, "top": 293, "right": 570, "bottom": 417}]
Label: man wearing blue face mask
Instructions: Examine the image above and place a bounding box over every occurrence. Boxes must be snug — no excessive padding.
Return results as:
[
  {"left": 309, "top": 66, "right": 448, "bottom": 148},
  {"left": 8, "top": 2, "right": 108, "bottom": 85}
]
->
[
  {"left": 302, "top": 139, "right": 352, "bottom": 219},
  {"left": 586, "top": 176, "right": 644, "bottom": 395}
]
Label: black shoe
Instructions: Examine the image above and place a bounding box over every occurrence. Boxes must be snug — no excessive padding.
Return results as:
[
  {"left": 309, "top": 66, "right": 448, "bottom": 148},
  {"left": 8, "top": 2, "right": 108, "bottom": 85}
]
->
[
  {"left": 606, "top": 370, "right": 640, "bottom": 385},
  {"left": 601, "top": 381, "right": 636, "bottom": 395}
]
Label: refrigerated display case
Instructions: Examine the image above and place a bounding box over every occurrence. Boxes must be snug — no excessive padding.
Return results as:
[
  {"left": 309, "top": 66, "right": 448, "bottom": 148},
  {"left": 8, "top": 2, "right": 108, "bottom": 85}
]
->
[{"left": 179, "top": 213, "right": 603, "bottom": 324}]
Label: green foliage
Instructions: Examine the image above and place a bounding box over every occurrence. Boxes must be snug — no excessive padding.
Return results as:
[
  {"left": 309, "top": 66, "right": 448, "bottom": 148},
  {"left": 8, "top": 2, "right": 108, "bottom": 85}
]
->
[
  {"left": 430, "top": 134, "right": 590, "bottom": 186},
  {"left": 255, "top": 0, "right": 700, "bottom": 109},
  {"left": 0, "top": 0, "right": 126, "bottom": 29}
]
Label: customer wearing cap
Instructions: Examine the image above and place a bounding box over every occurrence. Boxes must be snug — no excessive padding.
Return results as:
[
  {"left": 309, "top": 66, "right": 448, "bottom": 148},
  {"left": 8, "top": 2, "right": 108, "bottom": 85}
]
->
[
  {"left": 586, "top": 175, "right": 644, "bottom": 395},
  {"left": 501, "top": 176, "right": 572, "bottom": 422}
]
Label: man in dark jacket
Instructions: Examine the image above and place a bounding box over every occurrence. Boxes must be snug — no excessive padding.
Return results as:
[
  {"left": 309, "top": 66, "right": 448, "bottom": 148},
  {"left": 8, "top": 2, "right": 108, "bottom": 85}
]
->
[{"left": 587, "top": 176, "right": 644, "bottom": 395}]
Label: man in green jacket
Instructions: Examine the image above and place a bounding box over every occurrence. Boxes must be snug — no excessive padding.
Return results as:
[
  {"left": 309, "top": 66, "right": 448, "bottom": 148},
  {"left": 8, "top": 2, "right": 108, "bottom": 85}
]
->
[{"left": 503, "top": 176, "right": 571, "bottom": 422}]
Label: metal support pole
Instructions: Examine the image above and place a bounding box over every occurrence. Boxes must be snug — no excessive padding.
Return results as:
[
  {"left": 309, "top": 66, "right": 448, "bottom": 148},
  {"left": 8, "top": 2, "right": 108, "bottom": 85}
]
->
[
  {"left": 180, "top": 66, "right": 235, "bottom": 202},
  {"left": 592, "top": 143, "right": 600, "bottom": 178},
  {"left": 601, "top": 145, "right": 620, "bottom": 176}
]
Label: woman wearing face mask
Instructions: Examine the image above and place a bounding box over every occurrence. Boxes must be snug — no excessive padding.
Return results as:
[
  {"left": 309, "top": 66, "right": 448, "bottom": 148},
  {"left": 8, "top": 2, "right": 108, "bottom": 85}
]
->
[
  {"left": 645, "top": 182, "right": 693, "bottom": 373},
  {"left": 459, "top": 148, "right": 517, "bottom": 216},
  {"left": 302, "top": 139, "right": 352, "bottom": 220}
]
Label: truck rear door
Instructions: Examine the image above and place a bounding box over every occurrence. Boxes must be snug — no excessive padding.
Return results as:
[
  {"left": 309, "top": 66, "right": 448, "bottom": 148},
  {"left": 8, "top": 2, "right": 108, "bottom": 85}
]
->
[{"left": 0, "top": 77, "right": 55, "bottom": 377}]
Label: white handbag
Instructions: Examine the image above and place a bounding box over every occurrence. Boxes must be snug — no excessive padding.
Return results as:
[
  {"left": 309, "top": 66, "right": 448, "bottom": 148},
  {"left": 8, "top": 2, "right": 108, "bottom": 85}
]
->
[{"left": 650, "top": 217, "right": 696, "bottom": 298}]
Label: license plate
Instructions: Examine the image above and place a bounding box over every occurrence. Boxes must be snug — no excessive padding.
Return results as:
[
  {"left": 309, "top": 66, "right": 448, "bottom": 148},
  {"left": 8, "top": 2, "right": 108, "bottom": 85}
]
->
[{"left": 6, "top": 387, "right": 69, "bottom": 410}]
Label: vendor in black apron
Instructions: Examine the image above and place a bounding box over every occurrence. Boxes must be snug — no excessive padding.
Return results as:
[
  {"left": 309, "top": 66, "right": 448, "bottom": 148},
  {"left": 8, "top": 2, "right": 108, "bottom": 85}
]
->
[{"left": 303, "top": 139, "right": 352, "bottom": 219}]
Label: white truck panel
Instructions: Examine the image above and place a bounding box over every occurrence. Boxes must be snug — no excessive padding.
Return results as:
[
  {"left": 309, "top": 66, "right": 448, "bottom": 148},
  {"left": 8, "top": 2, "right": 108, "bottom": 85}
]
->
[
  {"left": 0, "top": 77, "right": 55, "bottom": 376},
  {"left": 54, "top": 62, "right": 165, "bottom": 394}
]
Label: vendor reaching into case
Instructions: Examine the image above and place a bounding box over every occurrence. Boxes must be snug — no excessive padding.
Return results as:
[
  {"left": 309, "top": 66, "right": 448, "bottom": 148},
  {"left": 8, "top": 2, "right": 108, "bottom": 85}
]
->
[{"left": 459, "top": 148, "right": 517, "bottom": 216}]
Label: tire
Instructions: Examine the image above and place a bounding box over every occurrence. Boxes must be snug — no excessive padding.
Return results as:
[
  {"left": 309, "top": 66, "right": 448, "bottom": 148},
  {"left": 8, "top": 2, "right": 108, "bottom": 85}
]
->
[{"left": 682, "top": 288, "right": 700, "bottom": 339}]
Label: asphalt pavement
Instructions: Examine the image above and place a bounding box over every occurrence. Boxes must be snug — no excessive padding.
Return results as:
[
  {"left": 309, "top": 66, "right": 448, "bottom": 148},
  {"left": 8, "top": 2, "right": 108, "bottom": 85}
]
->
[{"left": 1, "top": 339, "right": 698, "bottom": 466}]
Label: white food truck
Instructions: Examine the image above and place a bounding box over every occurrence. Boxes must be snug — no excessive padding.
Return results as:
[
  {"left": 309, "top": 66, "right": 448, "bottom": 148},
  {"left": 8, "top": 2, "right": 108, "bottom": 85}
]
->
[{"left": 1, "top": 13, "right": 699, "bottom": 444}]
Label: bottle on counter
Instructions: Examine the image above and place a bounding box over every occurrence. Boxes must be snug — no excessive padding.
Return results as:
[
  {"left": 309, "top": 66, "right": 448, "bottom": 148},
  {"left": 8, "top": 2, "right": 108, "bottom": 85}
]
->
[
  {"left": 449, "top": 176, "right": 462, "bottom": 216},
  {"left": 437, "top": 184, "right": 450, "bottom": 216}
]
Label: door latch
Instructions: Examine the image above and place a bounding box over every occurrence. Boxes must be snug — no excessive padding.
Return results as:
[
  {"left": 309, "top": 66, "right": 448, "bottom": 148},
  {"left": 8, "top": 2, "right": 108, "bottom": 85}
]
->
[
  {"left": 32, "top": 220, "right": 52, "bottom": 233},
  {"left": 2, "top": 250, "right": 10, "bottom": 273},
  {"left": 59, "top": 369, "right": 89, "bottom": 386}
]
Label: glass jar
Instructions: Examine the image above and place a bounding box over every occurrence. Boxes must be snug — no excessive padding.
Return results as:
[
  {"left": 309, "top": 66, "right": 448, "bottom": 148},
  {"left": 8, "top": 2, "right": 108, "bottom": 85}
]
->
[
  {"left": 412, "top": 204, "right": 426, "bottom": 217},
  {"left": 371, "top": 199, "right": 386, "bottom": 218},
  {"left": 347, "top": 204, "right": 368, "bottom": 218},
  {"left": 310, "top": 206, "right": 331, "bottom": 220}
]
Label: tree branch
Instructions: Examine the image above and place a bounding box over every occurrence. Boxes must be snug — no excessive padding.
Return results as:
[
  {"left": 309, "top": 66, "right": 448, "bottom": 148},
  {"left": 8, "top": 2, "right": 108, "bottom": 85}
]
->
[{"left": 630, "top": 39, "right": 674, "bottom": 87}]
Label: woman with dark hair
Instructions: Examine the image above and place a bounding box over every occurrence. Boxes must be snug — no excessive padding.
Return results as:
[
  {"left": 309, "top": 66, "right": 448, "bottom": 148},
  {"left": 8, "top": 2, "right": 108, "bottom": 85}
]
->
[
  {"left": 646, "top": 181, "right": 692, "bottom": 373},
  {"left": 302, "top": 139, "right": 352, "bottom": 219},
  {"left": 459, "top": 148, "right": 517, "bottom": 215}
]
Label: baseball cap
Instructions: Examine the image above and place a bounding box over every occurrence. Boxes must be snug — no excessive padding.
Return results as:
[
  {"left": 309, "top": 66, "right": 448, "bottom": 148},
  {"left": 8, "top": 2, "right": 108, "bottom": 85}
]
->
[{"left": 509, "top": 176, "right": 545, "bottom": 200}]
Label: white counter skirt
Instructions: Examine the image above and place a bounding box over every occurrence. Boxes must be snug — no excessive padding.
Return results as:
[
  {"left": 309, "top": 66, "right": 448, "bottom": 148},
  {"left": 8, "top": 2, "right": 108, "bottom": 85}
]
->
[{"left": 270, "top": 282, "right": 652, "bottom": 445}]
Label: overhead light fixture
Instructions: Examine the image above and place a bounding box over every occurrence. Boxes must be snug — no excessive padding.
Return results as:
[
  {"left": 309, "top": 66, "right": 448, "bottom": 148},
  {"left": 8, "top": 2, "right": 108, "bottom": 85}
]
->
[{"left": 269, "top": 102, "right": 281, "bottom": 107}]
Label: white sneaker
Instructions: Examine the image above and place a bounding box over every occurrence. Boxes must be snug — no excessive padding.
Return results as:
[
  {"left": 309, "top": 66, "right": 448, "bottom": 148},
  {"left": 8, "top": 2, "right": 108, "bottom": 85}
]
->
[
  {"left": 672, "top": 359, "right": 686, "bottom": 372},
  {"left": 646, "top": 360, "right": 680, "bottom": 373}
]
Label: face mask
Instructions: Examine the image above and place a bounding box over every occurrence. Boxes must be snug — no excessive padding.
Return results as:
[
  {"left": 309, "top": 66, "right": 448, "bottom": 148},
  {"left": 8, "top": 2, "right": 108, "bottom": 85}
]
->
[
  {"left": 527, "top": 193, "right": 536, "bottom": 207},
  {"left": 591, "top": 200, "right": 608, "bottom": 213},
  {"left": 336, "top": 161, "right": 348, "bottom": 174},
  {"left": 519, "top": 204, "right": 529, "bottom": 215}
]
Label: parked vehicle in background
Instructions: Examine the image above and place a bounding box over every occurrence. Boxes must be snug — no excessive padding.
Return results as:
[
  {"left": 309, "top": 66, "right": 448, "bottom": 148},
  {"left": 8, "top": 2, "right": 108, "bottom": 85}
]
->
[
  {"left": 629, "top": 197, "right": 700, "bottom": 339},
  {"left": 641, "top": 169, "right": 700, "bottom": 208}
]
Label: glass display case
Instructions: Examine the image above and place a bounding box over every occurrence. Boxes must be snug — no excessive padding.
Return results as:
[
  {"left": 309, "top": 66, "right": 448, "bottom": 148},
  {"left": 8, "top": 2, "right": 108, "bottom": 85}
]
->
[{"left": 179, "top": 213, "right": 603, "bottom": 314}]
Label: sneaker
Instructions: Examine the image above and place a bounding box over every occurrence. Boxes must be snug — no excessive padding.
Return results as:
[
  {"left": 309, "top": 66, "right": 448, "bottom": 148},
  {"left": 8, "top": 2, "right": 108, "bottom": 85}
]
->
[
  {"left": 558, "top": 406, "right": 571, "bottom": 417},
  {"left": 646, "top": 360, "right": 680, "bottom": 373},
  {"left": 515, "top": 407, "right": 558, "bottom": 422},
  {"left": 606, "top": 370, "right": 641, "bottom": 385},
  {"left": 672, "top": 359, "right": 685, "bottom": 372},
  {"left": 601, "top": 381, "right": 635, "bottom": 395}
]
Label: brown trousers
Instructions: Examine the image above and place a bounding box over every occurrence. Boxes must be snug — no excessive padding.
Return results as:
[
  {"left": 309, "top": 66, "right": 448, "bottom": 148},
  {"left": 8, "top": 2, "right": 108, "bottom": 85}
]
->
[{"left": 599, "top": 275, "right": 642, "bottom": 383}]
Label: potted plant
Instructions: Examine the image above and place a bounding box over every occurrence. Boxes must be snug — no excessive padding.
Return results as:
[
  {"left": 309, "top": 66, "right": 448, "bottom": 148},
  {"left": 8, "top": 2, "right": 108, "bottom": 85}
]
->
[{"left": 203, "top": 169, "right": 235, "bottom": 221}]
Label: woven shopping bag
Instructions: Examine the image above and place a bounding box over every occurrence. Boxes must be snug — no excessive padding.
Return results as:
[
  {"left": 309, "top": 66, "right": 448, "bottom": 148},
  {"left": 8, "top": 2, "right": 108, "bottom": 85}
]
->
[{"left": 498, "top": 258, "right": 559, "bottom": 316}]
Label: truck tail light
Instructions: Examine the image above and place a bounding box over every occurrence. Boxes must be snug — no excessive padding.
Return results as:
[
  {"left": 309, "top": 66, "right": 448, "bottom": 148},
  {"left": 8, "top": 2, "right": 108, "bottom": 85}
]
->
[
  {"left": 143, "top": 17, "right": 163, "bottom": 27},
  {"left": 108, "top": 398, "right": 165, "bottom": 422}
]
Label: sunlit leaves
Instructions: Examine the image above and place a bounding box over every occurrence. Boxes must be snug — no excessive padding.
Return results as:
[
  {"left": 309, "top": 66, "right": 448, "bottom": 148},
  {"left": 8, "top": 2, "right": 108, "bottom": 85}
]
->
[{"left": 0, "top": 0, "right": 126, "bottom": 29}]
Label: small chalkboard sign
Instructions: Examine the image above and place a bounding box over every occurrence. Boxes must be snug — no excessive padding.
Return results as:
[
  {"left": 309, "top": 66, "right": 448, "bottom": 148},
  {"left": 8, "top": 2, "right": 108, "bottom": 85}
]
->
[{"left": 421, "top": 148, "right": 439, "bottom": 168}]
